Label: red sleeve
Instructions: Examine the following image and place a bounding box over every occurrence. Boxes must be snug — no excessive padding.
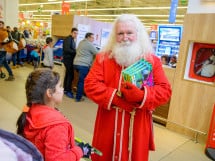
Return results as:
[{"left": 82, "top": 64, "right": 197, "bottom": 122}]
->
[
  {"left": 84, "top": 54, "right": 116, "bottom": 110},
  {"left": 44, "top": 124, "right": 83, "bottom": 161},
  {"left": 140, "top": 55, "right": 172, "bottom": 111}
]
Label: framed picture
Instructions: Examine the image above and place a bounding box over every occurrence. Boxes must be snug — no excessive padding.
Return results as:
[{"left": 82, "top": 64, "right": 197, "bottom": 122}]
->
[{"left": 188, "top": 42, "right": 215, "bottom": 83}]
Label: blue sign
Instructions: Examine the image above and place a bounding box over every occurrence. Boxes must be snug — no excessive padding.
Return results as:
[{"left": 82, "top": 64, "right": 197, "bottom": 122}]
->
[
  {"left": 150, "top": 31, "right": 157, "bottom": 40},
  {"left": 169, "top": 0, "right": 178, "bottom": 23}
]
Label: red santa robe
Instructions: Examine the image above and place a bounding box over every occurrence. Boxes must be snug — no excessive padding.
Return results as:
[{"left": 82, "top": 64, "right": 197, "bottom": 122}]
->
[{"left": 84, "top": 53, "right": 172, "bottom": 161}]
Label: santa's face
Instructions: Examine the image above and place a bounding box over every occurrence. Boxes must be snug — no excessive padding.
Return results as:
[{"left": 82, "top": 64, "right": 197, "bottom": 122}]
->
[
  {"left": 113, "top": 21, "right": 142, "bottom": 67},
  {"left": 116, "top": 21, "right": 137, "bottom": 44}
]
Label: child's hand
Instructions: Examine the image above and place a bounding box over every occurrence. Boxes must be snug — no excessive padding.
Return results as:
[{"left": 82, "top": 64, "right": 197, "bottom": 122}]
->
[{"left": 78, "top": 142, "right": 92, "bottom": 158}]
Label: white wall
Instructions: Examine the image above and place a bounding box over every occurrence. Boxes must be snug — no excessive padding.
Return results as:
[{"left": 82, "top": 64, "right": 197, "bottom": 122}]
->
[
  {"left": 3, "top": 0, "right": 18, "bottom": 27},
  {"left": 188, "top": 0, "right": 215, "bottom": 13}
]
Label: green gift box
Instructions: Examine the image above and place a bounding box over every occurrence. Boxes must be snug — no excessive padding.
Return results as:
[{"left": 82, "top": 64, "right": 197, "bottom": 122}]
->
[{"left": 122, "top": 59, "right": 153, "bottom": 88}]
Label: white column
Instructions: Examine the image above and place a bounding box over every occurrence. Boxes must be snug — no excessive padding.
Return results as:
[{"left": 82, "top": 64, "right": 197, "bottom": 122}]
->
[
  {"left": 188, "top": 0, "right": 215, "bottom": 13},
  {"left": 0, "top": 0, "right": 18, "bottom": 27}
]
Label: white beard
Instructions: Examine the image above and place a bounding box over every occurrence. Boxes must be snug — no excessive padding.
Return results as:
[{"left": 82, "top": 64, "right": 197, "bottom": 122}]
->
[{"left": 112, "top": 41, "right": 142, "bottom": 67}]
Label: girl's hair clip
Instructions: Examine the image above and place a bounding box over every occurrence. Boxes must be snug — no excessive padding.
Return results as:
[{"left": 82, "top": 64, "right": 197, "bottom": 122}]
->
[{"left": 22, "top": 105, "right": 30, "bottom": 113}]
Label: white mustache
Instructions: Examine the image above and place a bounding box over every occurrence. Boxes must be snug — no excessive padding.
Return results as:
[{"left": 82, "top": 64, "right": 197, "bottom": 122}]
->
[{"left": 119, "top": 41, "right": 131, "bottom": 46}]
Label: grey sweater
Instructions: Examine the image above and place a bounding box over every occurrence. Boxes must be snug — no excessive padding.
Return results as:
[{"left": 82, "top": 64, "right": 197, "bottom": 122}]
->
[{"left": 74, "top": 39, "right": 98, "bottom": 67}]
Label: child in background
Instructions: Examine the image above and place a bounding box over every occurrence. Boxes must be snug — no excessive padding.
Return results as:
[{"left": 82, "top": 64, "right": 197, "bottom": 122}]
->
[
  {"left": 168, "top": 55, "right": 177, "bottom": 68},
  {"left": 30, "top": 47, "right": 40, "bottom": 69},
  {"left": 42, "top": 37, "right": 54, "bottom": 69},
  {"left": 16, "top": 68, "right": 91, "bottom": 161},
  {"left": 160, "top": 54, "right": 169, "bottom": 66}
]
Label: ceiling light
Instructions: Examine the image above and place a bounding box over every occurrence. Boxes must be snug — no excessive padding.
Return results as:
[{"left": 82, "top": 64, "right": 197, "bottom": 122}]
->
[
  {"left": 87, "top": 14, "right": 184, "bottom": 18},
  {"left": 80, "top": 6, "right": 187, "bottom": 11},
  {"left": 19, "top": 0, "right": 93, "bottom": 6}
]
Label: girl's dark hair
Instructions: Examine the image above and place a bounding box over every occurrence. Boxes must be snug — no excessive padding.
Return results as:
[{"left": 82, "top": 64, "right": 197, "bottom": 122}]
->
[
  {"left": 46, "top": 37, "right": 53, "bottom": 44},
  {"left": 16, "top": 68, "right": 60, "bottom": 136}
]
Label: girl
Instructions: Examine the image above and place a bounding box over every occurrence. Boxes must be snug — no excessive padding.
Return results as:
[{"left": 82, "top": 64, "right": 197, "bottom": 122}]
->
[
  {"left": 42, "top": 37, "right": 54, "bottom": 69},
  {"left": 16, "top": 68, "right": 90, "bottom": 161}
]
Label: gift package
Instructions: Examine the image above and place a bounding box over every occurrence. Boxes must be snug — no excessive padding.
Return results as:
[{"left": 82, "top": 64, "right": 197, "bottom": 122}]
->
[{"left": 122, "top": 59, "right": 154, "bottom": 88}]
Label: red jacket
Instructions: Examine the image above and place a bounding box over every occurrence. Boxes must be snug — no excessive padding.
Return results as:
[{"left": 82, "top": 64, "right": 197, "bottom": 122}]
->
[
  {"left": 24, "top": 104, "right": 83, "bottom": 161},
  {"left": 84, "top": 53, "right": 172, "bottom": 161}
]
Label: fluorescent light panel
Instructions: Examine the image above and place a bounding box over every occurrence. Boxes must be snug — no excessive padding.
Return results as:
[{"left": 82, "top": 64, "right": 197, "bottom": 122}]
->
[
  {"left": 19, "top": 0, "right": 93, "bottom": 6},
  {"left": 87, "top": 14, "right": 184, "bottom": 18},
  {"left": 31, "top": 14, "right": 184, "bottom": 18},
  {"left": 95, "top": 18, "right": 184, "bottom": 22}
]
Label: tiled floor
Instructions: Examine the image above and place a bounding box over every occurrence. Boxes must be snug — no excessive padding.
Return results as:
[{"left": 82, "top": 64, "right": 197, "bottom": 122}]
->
[{"left": 0, "top": 64, "right": 212, "bottom": 161}]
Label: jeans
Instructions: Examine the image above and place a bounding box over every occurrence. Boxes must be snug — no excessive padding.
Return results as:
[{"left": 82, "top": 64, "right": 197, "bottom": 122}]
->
[
  {"left": 0, "top": 51, "right": 13, "bottom": 76},
  {"left": 12, "top": 51, "right": 22, "bottom": 66},
  {"left": 33, "top": 56, "right": 40, "bottom": 69},
  {"left": 74, "top": 65, "right": 89, "bottom": 100}
]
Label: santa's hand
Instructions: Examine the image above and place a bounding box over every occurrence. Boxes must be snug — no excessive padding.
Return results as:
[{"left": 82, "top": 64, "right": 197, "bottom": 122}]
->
[
  {"left": 121, "top": 82, "right": 144, "bottom": 103},
  {"left": 112, "top": 92, "right": 136, "bottom": 111}
]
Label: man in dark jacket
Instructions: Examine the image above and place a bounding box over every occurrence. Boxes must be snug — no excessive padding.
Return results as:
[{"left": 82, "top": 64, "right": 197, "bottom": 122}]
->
[{"left": 62, "top": 27, "right": 78, "bottom": 98}]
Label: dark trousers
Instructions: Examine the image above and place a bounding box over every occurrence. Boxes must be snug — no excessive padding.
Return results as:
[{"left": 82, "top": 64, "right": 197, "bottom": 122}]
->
[
  {"left": 0, "top": 51, "right": 13, "bottom": 76},
  {"left": 63, "top": 61, "right": 74, "bottom": 92}
]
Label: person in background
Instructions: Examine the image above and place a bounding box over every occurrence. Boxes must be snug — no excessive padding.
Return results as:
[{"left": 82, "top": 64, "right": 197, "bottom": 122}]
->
[
  {"left": 0, "top": 21, "right": 15, "bottom": 81},
  {"left": 73, "top": 32, "right": 98, "bottom": 102},
  {"left": 0, "top": 25, "right": 8, "bottom": 78},
  {"left": 30, "top": 46, "right": 40, "bottom": 69},
  {"left": 0, "top": 68, "right": 6, "bottom": 78},
  {"left": 6, "top": 26, "right": 13, "bottom": 41},
  {"left": 168, "top": 55, "right": 177, "bottom": 68},
  {"left": 6, "top": 26, "right": 11, "bottom": 31},
  {"left": 42, "top": 37, "right": 54, "bottom": 69},
  {"left": 84, "top": 14, "right": 172, "bottom": 161},
  {"left": 62, "top": 27, "right": 78, "bottom": 99},
  {"left": 160, "top": 54, "right": 169, "bottom": 65},
  {"left": 11, "top": 27, "right": 24, "bottom": 68},
  {"left": 23, "top": 29, "right": 30, "bottom": 39},
  {"left": 16, "top": 68, "right": 91, "bottom": 161}
]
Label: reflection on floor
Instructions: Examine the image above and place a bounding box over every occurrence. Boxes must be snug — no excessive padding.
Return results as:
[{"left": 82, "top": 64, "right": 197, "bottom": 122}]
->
[{"left": 0, "top": 64, "right": 212, "bottom": 161}]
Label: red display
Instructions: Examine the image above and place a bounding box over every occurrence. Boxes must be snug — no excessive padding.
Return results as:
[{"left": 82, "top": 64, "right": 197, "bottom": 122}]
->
[{"left": 188, "top": 42, "right": 215, "bottom": 83}]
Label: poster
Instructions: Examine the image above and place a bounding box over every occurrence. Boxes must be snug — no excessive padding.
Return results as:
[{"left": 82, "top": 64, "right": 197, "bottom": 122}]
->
[
  {"left": 100, "top": 28, "right": 110, "bottom": 48},
  {"left": 76, "top": 24, "right": 90, "bottom": 48}
]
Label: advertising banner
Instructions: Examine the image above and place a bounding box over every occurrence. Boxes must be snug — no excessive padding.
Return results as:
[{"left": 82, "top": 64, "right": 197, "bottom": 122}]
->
[{"left": 169, "top": 0, "right": 178, "bottom": 23}]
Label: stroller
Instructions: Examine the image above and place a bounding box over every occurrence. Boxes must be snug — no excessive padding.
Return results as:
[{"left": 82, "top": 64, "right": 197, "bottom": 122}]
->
[{"left": 0, "top": 129, "right": 44, "bottom": 161}]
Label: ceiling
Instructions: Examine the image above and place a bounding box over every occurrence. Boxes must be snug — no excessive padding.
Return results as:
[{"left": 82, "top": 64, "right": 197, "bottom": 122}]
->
[{"left": 19, "top": 0, "right": 188, "bottom": 28}]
